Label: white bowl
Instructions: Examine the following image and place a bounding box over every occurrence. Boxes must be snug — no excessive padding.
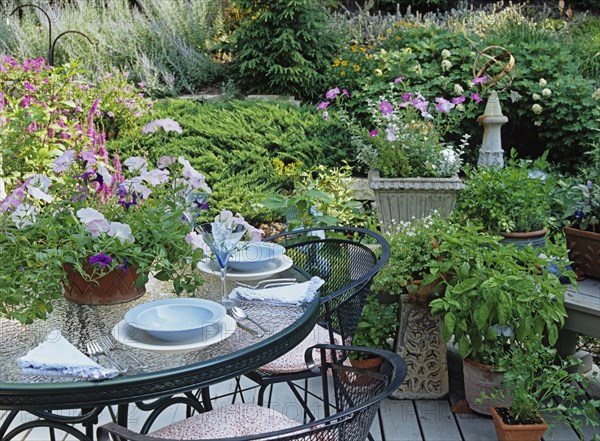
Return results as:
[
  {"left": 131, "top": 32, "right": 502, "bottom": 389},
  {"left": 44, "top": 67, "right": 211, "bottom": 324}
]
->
[
  {"left": 124, "top": 299, "right": 226, "bottom": 342},
  {"left": 228, "top": 241, "right": 285, "bottom": 272}
]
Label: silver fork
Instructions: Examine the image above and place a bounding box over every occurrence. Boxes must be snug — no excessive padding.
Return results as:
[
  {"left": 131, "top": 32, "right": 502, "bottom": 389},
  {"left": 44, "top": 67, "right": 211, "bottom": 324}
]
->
[
  {"left": 98, "top": 335, "right": 148, "bottom": 369},
  {"left": 235, "top": 278, "right": 297, "bottom": 289},
  {"left": 86, "top": 339, "right": 127, "bottom": 373}
]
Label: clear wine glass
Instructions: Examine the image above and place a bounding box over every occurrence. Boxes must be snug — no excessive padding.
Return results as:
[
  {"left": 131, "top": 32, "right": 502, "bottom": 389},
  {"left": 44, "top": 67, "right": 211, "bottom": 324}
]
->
[{"left": 197, "top": 222, "right": 245, "bottom": 308}]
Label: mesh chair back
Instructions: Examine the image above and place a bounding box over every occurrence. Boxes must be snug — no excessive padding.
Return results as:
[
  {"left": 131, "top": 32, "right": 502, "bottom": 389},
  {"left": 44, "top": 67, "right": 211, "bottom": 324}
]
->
[
  {"left": 265, "top": 227, "right": 390, "bottom": 345},
  {"left": 96, "top": 345, "right": 407, "bottom": 441}
]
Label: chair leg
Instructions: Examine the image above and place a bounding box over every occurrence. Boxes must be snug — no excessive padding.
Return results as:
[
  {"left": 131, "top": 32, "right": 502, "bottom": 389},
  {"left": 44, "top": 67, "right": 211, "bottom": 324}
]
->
[
  {"left": 378, "top": 407, "right": 386, "bottom": 441},
  {"left": 303, "top": 377, "right": 309, "bottom": 424},
  {"left": 257, "top": 384, "right": 270, "bottom": 407},
  {"left": 231, "top": 376, "right": 245, "bottom": 404}
]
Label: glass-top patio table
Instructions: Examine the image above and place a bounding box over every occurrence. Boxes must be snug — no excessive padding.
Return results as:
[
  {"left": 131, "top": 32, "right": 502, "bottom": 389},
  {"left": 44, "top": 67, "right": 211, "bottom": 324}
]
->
[{"left": 0, "top": 267, "right": 319, "bottom": 440}]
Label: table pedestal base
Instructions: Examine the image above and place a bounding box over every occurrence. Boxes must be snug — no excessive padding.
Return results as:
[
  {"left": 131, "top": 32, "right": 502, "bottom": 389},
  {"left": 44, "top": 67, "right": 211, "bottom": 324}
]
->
[{"left": 392, "top": 294, "right": 449, "bottom": 399}]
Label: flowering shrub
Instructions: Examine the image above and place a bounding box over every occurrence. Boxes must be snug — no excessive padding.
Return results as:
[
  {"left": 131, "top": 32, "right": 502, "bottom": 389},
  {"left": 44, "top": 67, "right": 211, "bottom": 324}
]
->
[
  {"left": 0, "top": 115, "right": 211, "bottom": 324},
  {"left": 0, "top": 57, "right": 151, "bottom": 186},
  {"left": 318, "top": 79, "right": 477, "bottom": 178}
]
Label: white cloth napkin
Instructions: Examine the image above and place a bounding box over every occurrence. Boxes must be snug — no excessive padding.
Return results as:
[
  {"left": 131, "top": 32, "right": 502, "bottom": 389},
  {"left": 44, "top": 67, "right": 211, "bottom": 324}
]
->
[
  {"left": 228, "top": 277, "right": 325, "bottom": 306},
  {"left": 17, "top": 330, "right": 119, "bottom": 380}
]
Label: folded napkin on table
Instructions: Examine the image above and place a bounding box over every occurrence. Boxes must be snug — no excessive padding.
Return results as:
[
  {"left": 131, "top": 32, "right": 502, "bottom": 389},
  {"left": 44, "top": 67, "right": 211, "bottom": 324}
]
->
[
  {"left": 17, "top": 330, "right": 119, "bottom": 380},
  {"left": 229, "top": 277, "right": 325, "bottom": 306}
]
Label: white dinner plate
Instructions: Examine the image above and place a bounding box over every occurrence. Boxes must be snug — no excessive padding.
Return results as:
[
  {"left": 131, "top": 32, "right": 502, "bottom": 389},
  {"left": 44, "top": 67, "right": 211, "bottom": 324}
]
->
[
  {"left": 111, "top": 315, "right": 237, "bottom": 354},
  {"left": 196, "top": 255, "right": 293, "bottom": 281}
]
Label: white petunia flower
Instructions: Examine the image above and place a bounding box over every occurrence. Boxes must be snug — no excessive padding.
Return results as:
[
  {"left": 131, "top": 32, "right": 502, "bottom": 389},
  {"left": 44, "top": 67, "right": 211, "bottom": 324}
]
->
[
  {"left": 12, "top": 204, "right": 37, "bottom": 229},
  {"left": 532, "top": 104, "right": 543, "bottom": 114},
  {"left": 123, "top": 156, "right": 148, "bottom": 174},
  {"left": 108, "top": 222, "right": 135, "bottom": 243},
  {"left": 84, "top": 219, "right": 110, "bottom": 237},
  {"left": 27, "top": 186, "right": 53, "bottom": 203},
  {"left": 77, "top": 208, "right": 106, "bottom": 225}
]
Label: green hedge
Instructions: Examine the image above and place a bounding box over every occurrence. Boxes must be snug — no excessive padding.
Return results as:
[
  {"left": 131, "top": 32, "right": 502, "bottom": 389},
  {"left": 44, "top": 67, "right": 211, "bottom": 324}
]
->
[{"left": 107, "top": 98, "right": 354, "bottom": 223}]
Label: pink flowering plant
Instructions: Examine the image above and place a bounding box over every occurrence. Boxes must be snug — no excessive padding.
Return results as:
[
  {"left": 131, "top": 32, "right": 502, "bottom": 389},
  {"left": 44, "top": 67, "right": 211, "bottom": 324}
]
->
[
  {"left": 0, "top": 114, "right": 216, "bottom": 324},
  {"left": 318, "top": 78, "right": 480, "bottom": 178},
  {"left": 0, "top": 56, "right": 151, "bottom": 187}
]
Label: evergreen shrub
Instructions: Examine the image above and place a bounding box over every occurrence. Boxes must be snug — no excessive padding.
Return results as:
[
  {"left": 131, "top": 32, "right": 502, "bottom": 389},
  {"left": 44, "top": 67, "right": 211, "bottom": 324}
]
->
[{"left": 108, "top": 98, "right": 354, "bottom": 223}]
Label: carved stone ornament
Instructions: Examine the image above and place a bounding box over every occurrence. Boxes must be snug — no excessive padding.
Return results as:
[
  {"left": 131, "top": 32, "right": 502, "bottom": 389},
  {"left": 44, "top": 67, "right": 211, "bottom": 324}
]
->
[{"left": 392, "top": 294, "right": 449, "bottom": 399}]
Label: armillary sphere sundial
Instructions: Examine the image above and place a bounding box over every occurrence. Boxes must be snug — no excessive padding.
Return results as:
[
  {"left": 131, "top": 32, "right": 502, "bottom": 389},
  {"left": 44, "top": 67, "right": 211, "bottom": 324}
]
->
[{"left": 473, "top": 46, "right": 516, "bottom": 168}]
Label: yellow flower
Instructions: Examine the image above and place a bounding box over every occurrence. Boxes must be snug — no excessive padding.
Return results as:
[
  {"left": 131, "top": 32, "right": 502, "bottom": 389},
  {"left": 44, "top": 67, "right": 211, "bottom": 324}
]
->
[
  {"left": 350, "top": 45, "right": 358, "bottom": 53},
  {"left": 375, "top": 69, "right": 383, "bottom": 76},
  {"left": 353, "top": 64, "right": 361, "bottom": 72},
  {"left": 333, "top": 59, "right": 341, "bottom": 67},
  {"left": 341, "top": 60, "right": 348, "bottom": 67},
  {"left": 341, "top": 71, "right": 346, "bottom": 77},
  {"left": 360, "top": 47, "right": 366, "bottom": 53},
  {"left": 365, "top": 55, "right": 374, "bottom": 60}
]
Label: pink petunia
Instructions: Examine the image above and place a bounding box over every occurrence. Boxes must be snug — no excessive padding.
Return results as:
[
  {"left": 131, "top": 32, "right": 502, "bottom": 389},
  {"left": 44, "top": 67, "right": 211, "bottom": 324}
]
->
[
  {"left": 325, "top": 87, "right": 340, "bottom": 100},
  {"left": 379, "top": 101, "right": 394, "bottom": 115},
  {"left": 470, "top": 93, "right": 482, "bottom": 103},
  {"left": 316, "top": 101, "right": 330, "bottom": 110}
]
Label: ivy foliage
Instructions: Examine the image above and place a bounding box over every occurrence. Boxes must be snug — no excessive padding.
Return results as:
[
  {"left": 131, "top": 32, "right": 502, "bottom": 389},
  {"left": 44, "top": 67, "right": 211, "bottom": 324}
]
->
[
  {"left": 107, "top": 98, "right": 354, "bottom": 223},
  {"left": 228, "top": 0, "right": 341, "bottom": 101}
]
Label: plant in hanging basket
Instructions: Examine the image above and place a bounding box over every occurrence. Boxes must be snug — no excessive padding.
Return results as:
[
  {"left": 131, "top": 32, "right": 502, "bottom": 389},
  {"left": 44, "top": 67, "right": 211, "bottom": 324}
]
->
[{"left": 0, "top": 115, "right": 213, "bottom": 323}]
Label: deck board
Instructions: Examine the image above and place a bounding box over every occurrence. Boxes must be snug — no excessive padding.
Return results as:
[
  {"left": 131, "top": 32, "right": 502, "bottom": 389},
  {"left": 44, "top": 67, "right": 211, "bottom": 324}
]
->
[
  {"left": 414, "top": 400, "right": 462, "bottom": 440},
  {"left": 378, "top": 399, "right": 422, "bottom": 440}
]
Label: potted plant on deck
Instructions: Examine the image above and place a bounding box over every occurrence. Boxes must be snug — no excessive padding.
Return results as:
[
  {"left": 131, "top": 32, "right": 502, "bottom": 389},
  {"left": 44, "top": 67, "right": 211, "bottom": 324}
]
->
[
  {"left": 455, "top": 152, "right": 553, "bottom": 248},
  {"left": 351, "top": 294, "right": 398, "bottom": 370},
  {"left": 0, "top": 118, "right": 212, "bottom": 324},
  {"left": 553, "top": 146, "right": 600, "bottom": 278},
  {"left": 317, "top": 80, "right": 480, "bottom": 232},
  {"left": 482, "top": 343, "right": 600, "bottom": 441},
  {"left": 428, "top": 223, "right": 575, "bottom": 414}
]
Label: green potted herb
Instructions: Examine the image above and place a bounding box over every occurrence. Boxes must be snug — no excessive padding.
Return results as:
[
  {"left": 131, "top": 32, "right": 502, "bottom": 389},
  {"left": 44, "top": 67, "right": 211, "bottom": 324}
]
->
[
  {"left": 372, "top": 212, "right": 458, "bottom": 305},
  {"left": 351, "top": 295, "right": 398, "bottom": 368},
  {"left": 455, "top": 152, "right": 553, "bottom": 247},
  {"left": 428, "top": 223, "right": 574, "bottom": 414},
  {"left": 482, "top": 343, "right": 600, "bottom": 441}
]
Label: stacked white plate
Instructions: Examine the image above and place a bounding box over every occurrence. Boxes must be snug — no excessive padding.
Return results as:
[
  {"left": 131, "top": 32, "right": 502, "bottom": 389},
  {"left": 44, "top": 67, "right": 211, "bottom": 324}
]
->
[{"left": 112, "top": 298, "right": 236, "bottom": 354}]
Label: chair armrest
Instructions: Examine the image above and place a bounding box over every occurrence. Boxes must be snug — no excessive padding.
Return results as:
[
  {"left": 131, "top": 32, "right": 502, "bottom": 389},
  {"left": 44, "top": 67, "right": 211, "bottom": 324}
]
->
[{"left": 97, "top": 422, "right": 163, "bottom": 441}]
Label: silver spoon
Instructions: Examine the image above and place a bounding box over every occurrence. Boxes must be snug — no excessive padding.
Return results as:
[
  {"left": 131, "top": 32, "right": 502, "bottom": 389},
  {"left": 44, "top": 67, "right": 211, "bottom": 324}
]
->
[{"left": 229, "top": 307, "right": 266, "bottom": 337}]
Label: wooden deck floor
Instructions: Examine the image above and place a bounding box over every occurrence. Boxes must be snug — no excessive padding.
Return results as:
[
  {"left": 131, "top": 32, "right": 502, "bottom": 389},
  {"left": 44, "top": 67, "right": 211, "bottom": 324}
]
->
[{"left": 2, "top": 373, "right": 599, "bottom": 441}]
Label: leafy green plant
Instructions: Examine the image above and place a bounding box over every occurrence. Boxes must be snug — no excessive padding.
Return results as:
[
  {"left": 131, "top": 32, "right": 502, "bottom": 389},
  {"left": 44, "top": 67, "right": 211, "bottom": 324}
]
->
[
  {"left": 455, "top": 154, "right": 553, "bottom": 233},
  {"left": 372, "top": 212, "right": 457, "bottom": 298},
  {"left": 480, "top": 343, "right": 600, "bottom": 439},
  {"left": 352, "top": 294, "right": 398, "bottom": 359},
  {"left": 228, "top": 0, "right": 340, "bottom": 101},
  {"left": 261, "top": 163, "right": 365, "bottom": 230},
  {"left": 428, "top": 223, "right": 574, "bottom": 366}
]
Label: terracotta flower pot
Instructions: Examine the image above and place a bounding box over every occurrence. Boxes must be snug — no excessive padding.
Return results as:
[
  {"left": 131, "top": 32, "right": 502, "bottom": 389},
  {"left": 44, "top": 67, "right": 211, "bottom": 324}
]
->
[
  {"left": 462, "top": 358, "right": 507, "bottom": 415},
  {"left": 564, "top": 226, "right": 600, "bottom": 278},
  {"left": 63, "top": 262, "right": 146, "bottom": 305},
  {"left": 489, "top": 406, "right": 548, "bottom": 441},
  {"left": 350, "top": 356, "right": 384, "bottom": 372}
]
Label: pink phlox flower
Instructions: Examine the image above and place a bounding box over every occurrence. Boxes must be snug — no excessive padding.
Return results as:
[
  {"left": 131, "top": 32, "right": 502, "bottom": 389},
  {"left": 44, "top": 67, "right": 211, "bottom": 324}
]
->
[
  {"left": 25, "top": 121, "right": 38, "bottom": 133},
  {"left": 142, "top": 168, "right": 170, "bottom": 186},
  {"left": 401, "top": 93, "right": 412, "bottom": 101},
  {"left": 157, "top": 156, "right": 176, "bottom": 169},
  {"left": 386, "top": 127, "right": 396, "bottom": 142},
  {"left": 369, "top": 129, "right": 378, "bottom": 138},
  {"left": 325, "top": 87, "right": 340, "bottom": 100},
  {"left": 123, "top": 156, "right": 148, "bottom": 174},
  {"left": 379, "top": 101, "right": 394, "bottom": 115},
  {"left": 435, "top": 97, "right": 455, "bottom": 113},
  {"left": 87, "top": 98, "right": 100, "bottom": 127},
  {"left": 412, "top": 98, "right": 429, "bottom": 114},
  {"left": 470, "top": 93, "right": 482, "bottom": 103},
  {"left": 20, "top": 95, "right": 32, "bottom": 108},
  {"left": 316, "top": 101, "right": 330, "bottom": 110},
  {"left": 23, "top": 81, "right": 36, "bottom": 92},
  {"left": 113, "top": 154, "right": 124, "bottom": 184},
  {"left": 394, "top": 76, "right": 405, "bottom": 84},
  {"left": 451, "top": 95, "right": 466, "bottom": 105},
  {"left": 342, "top": 89, "right": 350, "bottom": 97},
  {"left": 472, "top": 75, "right": 488, "bottom": 85}
]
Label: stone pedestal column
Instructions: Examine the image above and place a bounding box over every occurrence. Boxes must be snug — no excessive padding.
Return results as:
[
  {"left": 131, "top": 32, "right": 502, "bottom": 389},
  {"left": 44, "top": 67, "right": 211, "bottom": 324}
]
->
[
  {"left": 392, "top": 294, "right": 449, "bottom": 399},
  {"left": 477, "top": 91, "right": 507, "bottom": 168}
]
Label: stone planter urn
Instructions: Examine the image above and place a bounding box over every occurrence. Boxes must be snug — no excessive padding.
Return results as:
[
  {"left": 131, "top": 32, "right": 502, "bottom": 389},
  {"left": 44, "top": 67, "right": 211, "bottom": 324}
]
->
[{"left": 368, "top": 170, "right": 463, "bottom": 233}]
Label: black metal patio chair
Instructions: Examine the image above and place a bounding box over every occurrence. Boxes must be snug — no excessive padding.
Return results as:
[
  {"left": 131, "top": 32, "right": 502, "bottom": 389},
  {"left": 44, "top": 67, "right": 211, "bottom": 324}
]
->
[{"left": 97, "top": 344, "right": 408, "bottom": 441}]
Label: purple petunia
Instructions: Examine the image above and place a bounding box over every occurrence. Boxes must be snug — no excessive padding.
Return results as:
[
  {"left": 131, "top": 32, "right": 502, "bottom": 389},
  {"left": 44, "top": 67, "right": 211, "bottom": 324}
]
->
[
  {"left": 316, "top": 101, "right": 330, "bottom": 110},
  {"left": 470, "top": 93, "right": 482, "bottom": 104},
  {"left": 325, "top": 87, "right": 340, "bottom": 100},
  {"left": 89, "top": 253, "right": 113, "bottom": 267},
  {"left": 379, "top": 101, "right": 393, "bottom": 115}
]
